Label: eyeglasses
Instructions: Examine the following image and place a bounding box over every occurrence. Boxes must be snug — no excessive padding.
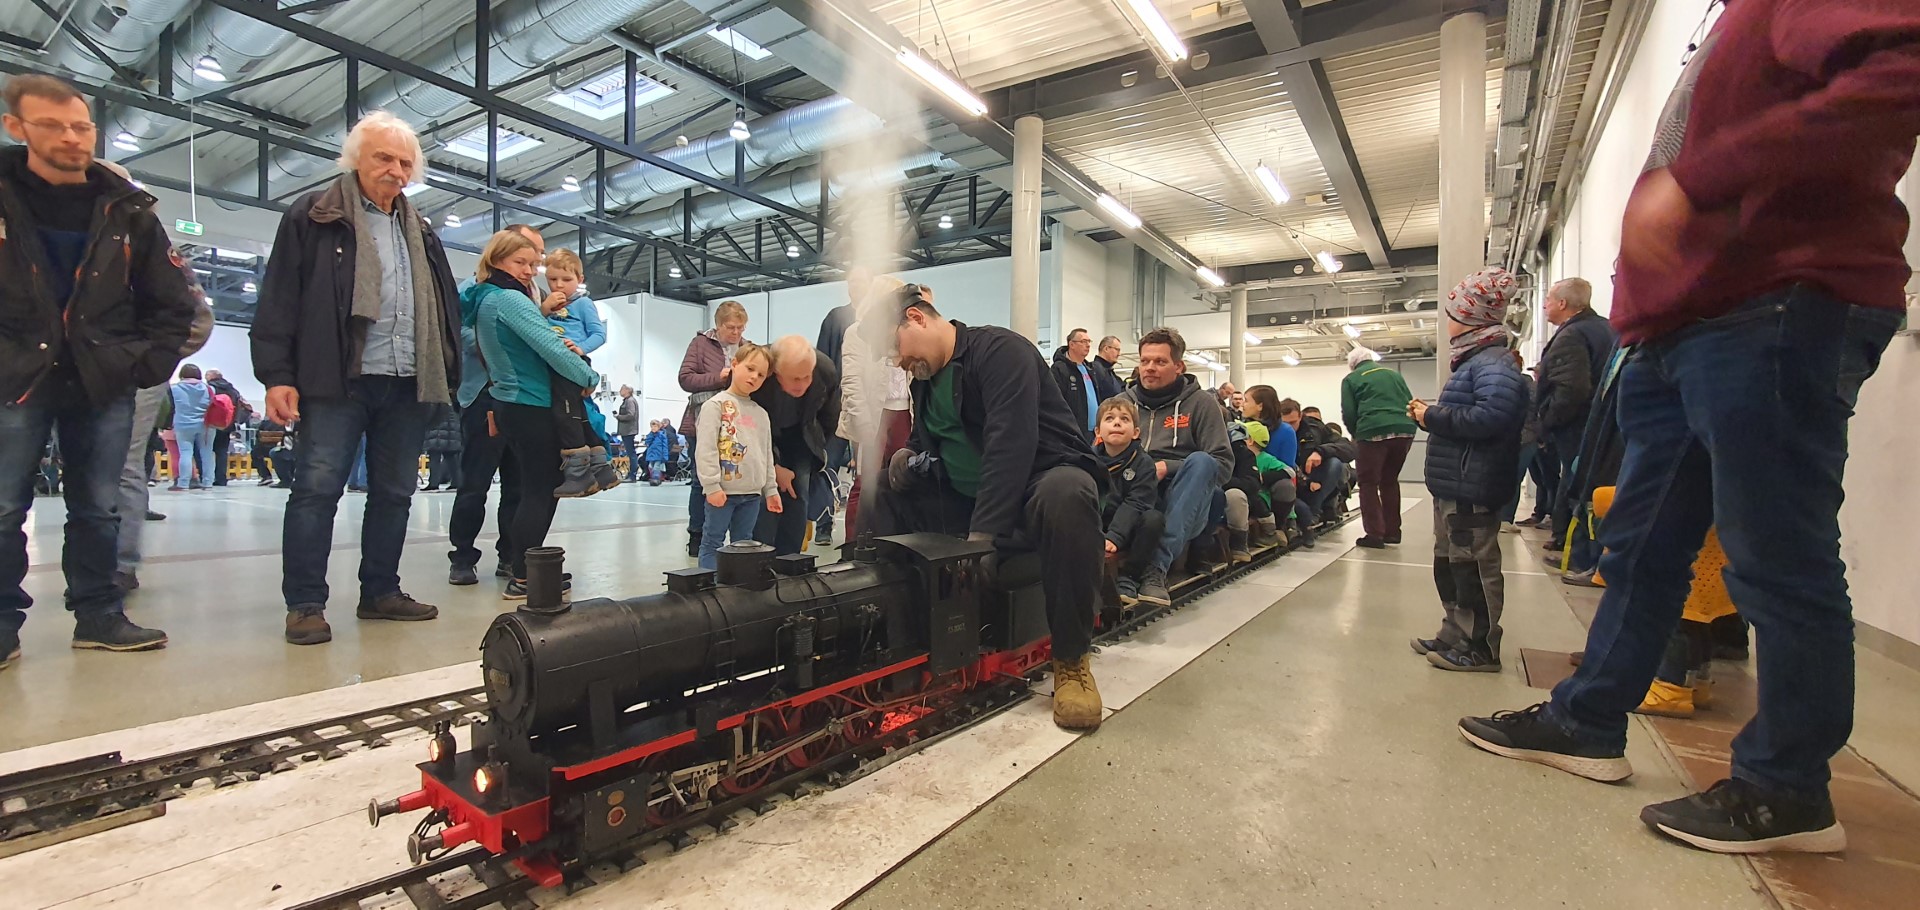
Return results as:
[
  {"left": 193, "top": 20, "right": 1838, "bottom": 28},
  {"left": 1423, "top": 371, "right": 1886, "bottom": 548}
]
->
[{"left": 19, "top": 119, "right": 97, "bottom": 137}]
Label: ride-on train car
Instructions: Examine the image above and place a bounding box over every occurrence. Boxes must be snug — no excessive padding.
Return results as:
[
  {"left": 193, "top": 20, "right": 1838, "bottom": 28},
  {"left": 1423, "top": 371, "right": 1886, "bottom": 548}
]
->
[{"left": 368, "top": 535, "right": 1054, "bottom": 886}]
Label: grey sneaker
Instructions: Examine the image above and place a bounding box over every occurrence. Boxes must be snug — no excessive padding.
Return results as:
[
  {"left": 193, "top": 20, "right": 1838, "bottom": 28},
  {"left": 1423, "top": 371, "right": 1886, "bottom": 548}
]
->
[
  {"left": 1410, "top": 637, "right": 1448, "bottom": 655},
  {"left": 1563, "top": 568, "right": 1603, "bottom": 588},
  {"left": 1135, "top": 568, "right": 1171, "bottom": 606},
  {"left": 1427, "top": 648, "right": 1502, "bottom": 673},
  {"left": 1115, "top": 575, "right": 1141, "bottom": 606},
  {"left": 448, "top": 563, "right": 479, "bottom": 586}
]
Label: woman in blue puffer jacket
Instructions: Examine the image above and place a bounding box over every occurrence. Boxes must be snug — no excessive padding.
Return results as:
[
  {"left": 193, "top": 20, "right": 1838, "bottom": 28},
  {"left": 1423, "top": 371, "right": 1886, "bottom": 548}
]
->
[{"left": 1409, "top": 267, "right": 1528, "bottom": 673}]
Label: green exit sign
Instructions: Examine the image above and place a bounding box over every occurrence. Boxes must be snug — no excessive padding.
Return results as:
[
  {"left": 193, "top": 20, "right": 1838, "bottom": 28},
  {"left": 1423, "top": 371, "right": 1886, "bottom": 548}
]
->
[{"left": 175, "top": 219, "right": 203, "bottom": 236}]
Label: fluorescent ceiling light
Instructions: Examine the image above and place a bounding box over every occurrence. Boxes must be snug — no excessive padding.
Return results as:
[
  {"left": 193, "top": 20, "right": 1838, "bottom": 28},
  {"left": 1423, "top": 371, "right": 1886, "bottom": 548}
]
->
[
  {"left": 1096, "top": 194, "right": 1143, "bottom": 230},
  {"left": 1343, "top": 323, "right": 1362, "bottom": 338},
  {"left": 547, "top": 66, "right": 675, "bottom": 120},
  {"left": 785, "top": 243, "right": 801, "bottom": 259},
  {"left": 1196, "top": 266, "right": 1226, "bottom": 288},
  {"left": 668, "top": 266, "right": 683, "bottom": 278},
  {"left": 444, "top": 213, "right": 462, "bottom": 229},
  {"left": 708, "top": 27, "right": 771, "bottom": 60},
  {"left": 1282, "top": 353, "right": 1301, "bottom": 366},
  {"left": 938, "top": 214, "right": 954, "bottom": 229},
  {"left": 1125, "top": 0, "right": 1188, "bottom": 62},
  {"left": 1182, "top": 352, "right": 1205, "bottom": 364},
  {"left": 111, "top": 131, "right": 140, "bottom": 152},
  {"left": 1371, "top": 349, "right": 1383, "bottom": 362},
  {"left": 1243, "top": 331, "right": 1261, "bottom": 346},
  {"left": 1254, "top": 164, "right": 1289, "bottom": 205},
  {"left": 444, "top": 126, "right": 543, "bottom": 162},
  {"left": 562, "top": 174, "right": 581, "bottom": 193},
  {"left": 403, "top": 182, "right": 430, "bottom": 197},
  {"left": 729, "top": 109, "right": 751, "bottom": 141},
  {"left": 243, "top": 280, "right": 257, "bottom": 293},
  {"left": 897, "top": 48, "right": 988, "bottom": 118},
  {"left": 212, "top": 248, "right": 256, "bottom": 262},
  {"left": 1315, "top": 250, "right": 1343, "bottom": 274}
]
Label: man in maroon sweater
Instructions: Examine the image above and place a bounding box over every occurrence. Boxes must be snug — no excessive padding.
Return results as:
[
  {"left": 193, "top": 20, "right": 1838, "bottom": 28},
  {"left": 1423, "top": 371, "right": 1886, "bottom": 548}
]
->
[{"left": 1457, "top": 0, "right": 1920, "bottom": 855}]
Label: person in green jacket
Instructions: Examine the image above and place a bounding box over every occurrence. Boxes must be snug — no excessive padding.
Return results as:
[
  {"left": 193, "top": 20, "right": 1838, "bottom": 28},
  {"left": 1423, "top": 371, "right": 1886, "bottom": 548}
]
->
[
  {"left": 463, "top": 230, "right": 601, "bottom": 599},
  {"left": 1340, "top": 347, "right": 1418, "bottom": 547}
]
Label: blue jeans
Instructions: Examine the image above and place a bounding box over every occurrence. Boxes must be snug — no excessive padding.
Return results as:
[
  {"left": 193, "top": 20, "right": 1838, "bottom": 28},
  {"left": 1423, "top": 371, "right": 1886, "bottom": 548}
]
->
[
  {"left": 349, "top": 438, "right": 369, "bottom": 489},
  {"left": 1499, "top": 442, "right": 1538, "bottom": 525},
  {"left": 1295, "top": 457, "right": 1348, "bottom": 526},
  {"left": 1151, "top": 454, "right": 1226, "bottom": 572},
  {"left": 700, "top": 493, "right": 763, "bottom": 569},
  {"left": 0, "top": 392, "right": 135, "bottom": 634},
  {"left": 648, "top": 460, "right": 665, "bottom": 482},
  {"left": 282, "top": 377, "right": 436, "bottom": 610},
  {"left": 1547, "top": 286, "right": 1899, "bottom": 796},
  {"left": 171, "top": 424, "right": 215, "bottom": 489}
]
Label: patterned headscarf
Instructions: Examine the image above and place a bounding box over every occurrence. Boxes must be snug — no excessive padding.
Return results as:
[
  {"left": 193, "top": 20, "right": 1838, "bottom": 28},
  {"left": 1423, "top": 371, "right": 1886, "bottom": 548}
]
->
[{"left": 1445, "top": 267, "right": 1517, "bottom": 367}]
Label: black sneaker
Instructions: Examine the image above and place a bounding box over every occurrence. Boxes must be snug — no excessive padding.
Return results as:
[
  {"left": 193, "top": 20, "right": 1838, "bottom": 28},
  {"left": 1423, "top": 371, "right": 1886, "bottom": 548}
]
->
[
  {"left": 113, "top": 570, "right": 139, "bottom": 592},
  {"left": 72, "top": 613, "right": 168, "bottom": 652},
  {"left": 1356, "top": 537, "right": 1387, "bottom": 549},
  {"left": 1115, "top": 576, "right": 1141, "bottom": 606},
  {"left": 1458, "top": 702, "right": 1632, "bottom": 782},
  {"left": 1640, "top": 778, "right": 1845, "bottom": 854},
  {"left": 496, "top": 561, "right": 513, "bottom": 579},
  {"left": 145, "top": 510, "right": 165, "bottom": 521},
  {"left": 1409, "top": 637, "right": 1448, "bottom": 655},
  {"left": 1428, "top": 647, "right": 1502, "bottom": 673},
  {"left": 449, "top": 564, "right": 479, "bottom": 586},
  {"left": 1134, "top": 568, "right": 1171, "bottom": 606},
  {"left": 1383, "top": 533, "right": 1402, "bottom": 545},
  {"left": 687, "top": 531, "right": 702, "bottom": 559},
  {"left": 503, "top": 577, "right": 573, "bottom": 602}
]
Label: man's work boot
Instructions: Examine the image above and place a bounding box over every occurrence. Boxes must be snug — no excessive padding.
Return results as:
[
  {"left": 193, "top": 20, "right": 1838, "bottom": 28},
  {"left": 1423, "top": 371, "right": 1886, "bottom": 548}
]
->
[
  {"left": 554, "top": 447, "right": 597, "bottom": 498},
  {"left": 71, "top": 613, "right": 167, "bottom": 651},
  {"left": 285, "top": 607, "right": 332, "bottom": 645},
  {"left": 589, "top": 446, "right": 621, "bottom": 493},
  {"left": 356, "top": 592, "right": 439, "bottom": 622},
  {"left": 1051, "top": 654, "right": 1103, "bottom": 731}
]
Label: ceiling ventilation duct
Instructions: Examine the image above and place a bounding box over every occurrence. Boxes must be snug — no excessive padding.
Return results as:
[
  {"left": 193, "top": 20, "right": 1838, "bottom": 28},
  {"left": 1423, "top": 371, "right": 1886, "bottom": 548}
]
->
[
  {"left": 224, "top": 0, "right": 676, "bottom": 197},
  {"left": 105, "top": 4, "right": 331, "bottom": 145},
  {"left": 605, "top": 149, "right": 957, "bottom": 240},
  {"left": 41, "top": 0, "right": 200, "bottom": 82},
  {"left": 438, "top": 95, "right": 888, "bottom": 246}
]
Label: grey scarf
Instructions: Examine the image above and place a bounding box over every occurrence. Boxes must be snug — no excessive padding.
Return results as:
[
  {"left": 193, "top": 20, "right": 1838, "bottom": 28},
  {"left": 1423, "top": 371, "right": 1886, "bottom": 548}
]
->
[{"left": 341, "top": 175, "right": 451, "bottom": 404}]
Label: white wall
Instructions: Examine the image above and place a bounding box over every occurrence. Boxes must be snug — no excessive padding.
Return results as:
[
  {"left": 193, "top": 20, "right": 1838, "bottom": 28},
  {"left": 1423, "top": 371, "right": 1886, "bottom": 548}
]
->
[
  {"left": 1054, "top": 227, "right": 1107, "bottom": 347},
  {"left": 1548, "top": 0, "right": 1920, "bottom": 647},
  {"left": 1244, "top": 359, "right": 1438, "bottom": 483},
  {"left": 592, "top": 293, "right": 714, "bottom": 427},
  {"left": 189, "top": 324, "right": 267, "bottom": 406}
]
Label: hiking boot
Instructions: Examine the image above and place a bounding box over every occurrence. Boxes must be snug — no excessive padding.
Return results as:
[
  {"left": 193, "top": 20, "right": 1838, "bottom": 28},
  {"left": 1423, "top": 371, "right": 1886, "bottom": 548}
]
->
[
  {"left": 1410, "top": 637, "right": 1448, "bottom": 655},
  {"left": 589, "top": 446, "right": 621, "bottom": 493},
  {"left": 1635, "top": 679, "right": 1696, "bottom": 718},
  {"left": 356, "top": 592, "right": 439, "bottom": 622},
  {"left": 1251, "top": 516, "right": 1280, "bottom": 548},
  {"left": 285, "top": 606, "right": 331, "bottom": 645},
  {"left": 1050, "top": 654, "right": 1103, "bottom": 731},
  {"left": 1, "top": 630, "right": 19, "bottom": 671},
  {"left": 1356, "top": 536, "right": 1387, "bottom": 549},
  {"left": 1563, "top": 568, "right": 1605, "bottom": 588},
  {"left": 72, "top": 612, "right": 168, "bottom": 652},
  {"left": 1284, "top": 527, "right": 1304, "bottom": 550},
  {"left": 1228, "top": 529, "right": 1252, "bottom": 564},
  {"left": 687, "top": 531, "right": 702, "bottom": 559},
  {"left": 554, "top": 447, "right": 598, "bottom": 498},
  {"left": 1115, "top": 575, "right": 1140, "bottom": 606},
  {"left": 1457, "top": 702, "right": 1633, "bottom": 782},
  {"left": 1640, "top": 778, "right": 1845, "bottom": 854},
  {"left": 1428, "top": 648, "right": 1501, "bottom": 673},
  {"left": 1297, "top": 529, "right": 1317, "bottom": 549},
  {"left": 1135, "top": 568, "right": 1172, "bottom": 606},
  {"left": 449, "top": 563, "right": 479, "bottom": 586}
]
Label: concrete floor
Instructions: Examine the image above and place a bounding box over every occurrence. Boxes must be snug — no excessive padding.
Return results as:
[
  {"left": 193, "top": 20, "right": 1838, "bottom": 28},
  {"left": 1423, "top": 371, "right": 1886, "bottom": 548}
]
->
[{"left": 5, "top": 483, "right": 1916, "bottom": 910}]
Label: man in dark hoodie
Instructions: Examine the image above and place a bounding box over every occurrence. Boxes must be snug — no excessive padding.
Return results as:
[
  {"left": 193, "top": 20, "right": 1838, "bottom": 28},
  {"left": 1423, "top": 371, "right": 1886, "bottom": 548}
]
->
[
  {"left": 1461, "top": 0, "right": 1920, "bottom": 856},
  {"left": 0, "top": 74, "right": 197, "bottom": 664},
  {"left": 866, "top": 285, "right": 1104, "bottom": 732},
  {"left": 1123, "top": 327, "right": 1233, "bottom": 607},
  {"left": 1050, "top": 327, "right": 1112, "bottom": 443}
]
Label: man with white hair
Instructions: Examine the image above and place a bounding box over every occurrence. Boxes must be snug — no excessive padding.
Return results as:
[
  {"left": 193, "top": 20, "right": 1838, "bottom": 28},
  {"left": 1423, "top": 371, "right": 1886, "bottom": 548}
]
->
[
  {"left": 253, "top": 110, "right": 462, "bottom": 646},
  {"left": 750, "top": 335, "right": 841, "bottom": 555}
]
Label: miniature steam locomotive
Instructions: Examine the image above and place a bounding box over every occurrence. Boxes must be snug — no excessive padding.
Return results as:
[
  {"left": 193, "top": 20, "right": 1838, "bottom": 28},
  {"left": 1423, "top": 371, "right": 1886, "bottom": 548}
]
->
[{"left": 368, "top": 535, "right": 1052, "bottom": 886}]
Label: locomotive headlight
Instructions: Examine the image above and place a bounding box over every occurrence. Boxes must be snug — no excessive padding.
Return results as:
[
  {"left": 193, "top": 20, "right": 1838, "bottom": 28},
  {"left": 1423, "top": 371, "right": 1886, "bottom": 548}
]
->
[
  {"left": 427, "top": 724, "right": 457, "bottom": 771},
  {"left": 474, "top": 762, "right": 502, "bottom": 795}
]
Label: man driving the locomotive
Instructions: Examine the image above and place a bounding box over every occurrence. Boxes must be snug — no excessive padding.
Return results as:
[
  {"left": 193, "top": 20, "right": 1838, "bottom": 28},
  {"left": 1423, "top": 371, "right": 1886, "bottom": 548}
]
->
[{"left": 864, "top": 284, "right": 1105, "bottom": 732}]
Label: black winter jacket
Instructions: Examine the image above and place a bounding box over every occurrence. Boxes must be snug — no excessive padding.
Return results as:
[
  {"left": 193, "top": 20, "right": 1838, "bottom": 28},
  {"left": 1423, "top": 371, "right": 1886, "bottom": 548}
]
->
[
  {"left": 1090, "top": 355, "right": 1126, "bottom": 400},
  {"left": 1424, "top": 343, "right": 1528, "bottom": 507},
  {"left": 251, "top": 177, "right": 462, "bottom": 401},
  {"left": 1294, "top": 415, "right": 1356, "bottom": 465},
  {"left": 423, "top": 407, "right": 462, "bottom": 454},
  {"left": 751, "top": 353, "right": 841, "bottom": 469},
  {"left": 1097, "top": 438, "right": 1159, "bottom": 547},
  {"left": 909, "top": 322, "right": 1104, "bottom": 539},
  {"left": 1049, "top": 346, "right": 1107, "bottom": 440},
  {"left": 0, "top": 148, "right": 197, "bottom": 406},
  {"left": 1537, "top": 309, "right": 1616, "bottom": 440}
]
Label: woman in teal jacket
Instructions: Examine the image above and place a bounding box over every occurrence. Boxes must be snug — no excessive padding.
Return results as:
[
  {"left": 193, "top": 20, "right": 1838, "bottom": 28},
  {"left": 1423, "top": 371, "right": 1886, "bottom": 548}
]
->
[{"left": 462, "top": 230, "right": 599, "bottom": 598}]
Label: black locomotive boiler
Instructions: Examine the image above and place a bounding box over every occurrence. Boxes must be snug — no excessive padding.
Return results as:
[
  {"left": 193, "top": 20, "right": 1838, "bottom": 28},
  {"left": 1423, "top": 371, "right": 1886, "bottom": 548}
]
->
[{"left": 370, "top": 535, "right": 1053, "bottom": 886}]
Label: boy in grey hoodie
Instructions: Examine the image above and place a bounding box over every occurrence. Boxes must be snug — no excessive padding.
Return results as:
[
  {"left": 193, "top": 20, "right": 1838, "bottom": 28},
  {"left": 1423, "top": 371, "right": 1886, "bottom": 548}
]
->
[{"left": 1123, "top": 327, "right": 1232, "bottom": 606}]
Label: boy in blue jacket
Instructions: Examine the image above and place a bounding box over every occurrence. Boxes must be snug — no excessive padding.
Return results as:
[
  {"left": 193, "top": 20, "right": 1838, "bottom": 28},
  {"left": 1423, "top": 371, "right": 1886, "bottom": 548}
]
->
[
  {"left": 1409, "top": 268, "right": 1527, "bottom": 673},
  {"left": 540, "top": 249, "right": 615, "bottom": 495}
]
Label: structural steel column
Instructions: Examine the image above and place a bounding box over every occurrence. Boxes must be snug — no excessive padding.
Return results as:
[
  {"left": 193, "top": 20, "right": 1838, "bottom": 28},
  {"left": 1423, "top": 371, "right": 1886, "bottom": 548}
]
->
[
  {"left": 1437, "top": 9, "right": 1488, "bottom": 385},
  {"left": 1011, "top": 114, "right": 1044, "bottom": 342},
  {"left": 1229, "top": 287, "right": 1249, "bottom": 388}
]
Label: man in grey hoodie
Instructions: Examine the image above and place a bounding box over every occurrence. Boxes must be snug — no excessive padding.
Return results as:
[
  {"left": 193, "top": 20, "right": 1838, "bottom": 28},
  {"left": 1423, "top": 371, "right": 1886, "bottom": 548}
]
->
[{"left": 1123, "top": 327, "right": 1233, "bottom": 606}]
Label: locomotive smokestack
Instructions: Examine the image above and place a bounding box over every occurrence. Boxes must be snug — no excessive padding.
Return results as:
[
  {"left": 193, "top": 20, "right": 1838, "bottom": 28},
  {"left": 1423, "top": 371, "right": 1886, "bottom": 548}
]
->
[
  {"left": 522, "top": 547, "right": 570, "bottom": 615},
  {"left": 715, "top": 541, "right": 777, "bottom": 590}
]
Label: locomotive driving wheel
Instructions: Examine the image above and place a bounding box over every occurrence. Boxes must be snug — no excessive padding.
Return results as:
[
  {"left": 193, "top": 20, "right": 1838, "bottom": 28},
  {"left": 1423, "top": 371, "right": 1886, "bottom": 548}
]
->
[
  {"left": 719, "top": 712, "right": 781, "bottom": 795},
  {"left": 779, "top": 702, "right": 839, "bottom": 769}
]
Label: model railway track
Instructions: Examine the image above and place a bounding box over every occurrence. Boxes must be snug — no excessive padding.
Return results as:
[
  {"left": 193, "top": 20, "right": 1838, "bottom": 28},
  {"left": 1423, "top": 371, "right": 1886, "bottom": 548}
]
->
[
  {"left": 294, "top": 528, "right": 1331, "bottom": 910},
  {"left": 0, "top": 688, "right": 491, "bottom": 858}
]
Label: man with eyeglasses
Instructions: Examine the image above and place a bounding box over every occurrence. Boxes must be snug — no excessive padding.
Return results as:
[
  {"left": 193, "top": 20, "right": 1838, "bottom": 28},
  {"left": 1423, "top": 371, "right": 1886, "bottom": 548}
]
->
[{"left": 0, "top": 74, "right": 199, "bottom": 668}]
